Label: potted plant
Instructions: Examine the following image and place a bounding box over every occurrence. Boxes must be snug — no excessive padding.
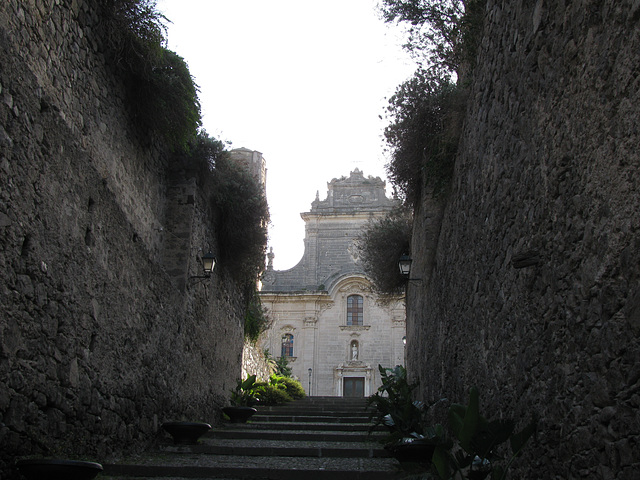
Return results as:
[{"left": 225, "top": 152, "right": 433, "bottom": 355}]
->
[
  {"left": 430, "top": 387, "right": 537, "bottom": 480},
  {"left": 222, "top": 375, "right": 259, "bottom": 423},
  {"left": 161, "top": 421, "right": 212, "bottom": 444},
  {"left": 15, "top": 458, "right": 103, "bottom": 480},
  {"left": 367, "top": 365, "right": 443, "bottom": 465}
]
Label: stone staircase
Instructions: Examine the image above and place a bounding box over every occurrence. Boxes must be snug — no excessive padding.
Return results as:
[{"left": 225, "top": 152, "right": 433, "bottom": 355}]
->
[{"left": 101, "top": 396, "right": 407, "bottom": 479}]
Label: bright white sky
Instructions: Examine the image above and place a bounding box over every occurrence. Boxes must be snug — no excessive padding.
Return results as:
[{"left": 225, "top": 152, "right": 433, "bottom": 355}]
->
[{"left": 157, "top": 0, "right": 416, "bottom": 270}]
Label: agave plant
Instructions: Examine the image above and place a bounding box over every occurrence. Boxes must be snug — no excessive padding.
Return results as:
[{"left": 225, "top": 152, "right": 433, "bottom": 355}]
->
[
  {"left": 230, "top": 374, "right": 259, "bottom": 407},
  {"left": 367, "top": 365, "right": 428, "bottom": 444}
]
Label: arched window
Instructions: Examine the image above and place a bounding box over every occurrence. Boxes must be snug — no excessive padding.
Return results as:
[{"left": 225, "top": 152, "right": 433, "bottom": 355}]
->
[
  {"left": 347, "top": 295, "right": 363, "bottom": 326},
  {"left": 281, "top": 333, "right": 294, "bottom": 357}
]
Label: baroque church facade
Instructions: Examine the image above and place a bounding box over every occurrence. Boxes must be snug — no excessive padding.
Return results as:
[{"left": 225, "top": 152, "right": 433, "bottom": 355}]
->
[{"left": 260, "top": 169, "right": 406, "bottom": 397}]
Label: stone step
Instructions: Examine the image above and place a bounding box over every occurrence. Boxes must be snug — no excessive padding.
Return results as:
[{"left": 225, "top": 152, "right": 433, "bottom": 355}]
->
[
  {"left": 103, "top": 397, "right": 400, "bottom": 480},
  {"left": 217, "top": 421, "right": 382, "bottom": 433},
  {"left": 102, "top": 454, "right": 405, "bottom": 479},
  {"left": 256, "top": 405, "right": 371, "bottom": 414},
  {"left": 210, "top": 428, "right": 381, "bottom": 443},
  {"left": 294, "top": 396, "right": 369, "bottom": 403},
  {"left": 250, "top": 414, "right": 371, "bottom": 423},
  {"left": 159, "top": 438, "right": 390, "bottom": 458}
]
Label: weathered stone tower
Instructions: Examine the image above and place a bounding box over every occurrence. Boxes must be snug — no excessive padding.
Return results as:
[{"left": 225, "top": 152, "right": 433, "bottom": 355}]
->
[{"left": 228, "top": 147, "right": 267, "bottom": 192}]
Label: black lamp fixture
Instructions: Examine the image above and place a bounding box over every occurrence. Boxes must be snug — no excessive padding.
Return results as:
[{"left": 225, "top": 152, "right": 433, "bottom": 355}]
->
[
  {"left": 202, "top": 251, "right": 215, "bottom": 274},
  {"left": 398, "top": 254, "right": 422, "bottom": 282},
  {"left": 190, "top": 251, "right": 216, "bottom": 280},
  {"left": 398, "top": 254, "right": 412, "bottom": 276}
]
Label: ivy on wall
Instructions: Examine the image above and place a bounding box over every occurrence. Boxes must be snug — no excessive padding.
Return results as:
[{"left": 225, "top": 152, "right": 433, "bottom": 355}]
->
[
  {"left": 97, "top": 0, "right": 201, "bottom": 151},
  {"left": 96, "top": 1, "right": 270, "bottom": 338},
  {"left": 356, "top": 207, "right": 413, "bottom": 294}
]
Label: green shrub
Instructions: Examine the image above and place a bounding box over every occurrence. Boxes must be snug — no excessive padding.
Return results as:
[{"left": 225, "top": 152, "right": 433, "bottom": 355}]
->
[
  {"left": 129, "top": 49, "right": 201, "bottom": 151},
  {"left": 97, "top": 0, "right": 202, "bottom": 151},
  {"left": 379, "top": 1, "right": 486, "bottom": 205},
  {"left": 257, "top": 375, "right": 305, "bottom": 404},
  {"left": 172, "top": 131, "right": 226, "bottom": 182},
  {"left": 244, "top": 290, "right": 271, "bottom": 343},
  {"left": 357, "top": 207, "right": 412, "bottom": 294},
  {"left": 383, "top": 72, "right": 465, "bottom": 204},
  {"left": 378, "top": 0, "right": 486, "bottom": 78},
  {"left": 255, "top": 384, "right": 292, "bottom": 405},
  {"left": 431, "top": 387, "right": 537, "bottom": 480},
  {"left": 274, "top": 355, "right": 293, "bottom": 378},
  {"left": 229, "top": 375, "right": 259, "bottom": 407},
  {"left": 210, "top": 154, "right": 269, "bottom": 286},
  {"left": 367, "top": 365, "right": 427, "bottom": 444},
  {"left": 278, "top": 376, "right": 306, "bottom": 400},
  {"left": 98, "top": 0, "right": 167, "bottom": 75}
]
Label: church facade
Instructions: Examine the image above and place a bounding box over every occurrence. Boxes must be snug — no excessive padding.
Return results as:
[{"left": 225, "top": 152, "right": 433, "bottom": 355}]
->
[{"left": 260, "top": 169, "right": 406, "bottom": 397}]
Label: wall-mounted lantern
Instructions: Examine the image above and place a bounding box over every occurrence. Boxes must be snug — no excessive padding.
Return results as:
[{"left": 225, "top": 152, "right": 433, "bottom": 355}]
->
[
  {"left": 398, "top": 254, "right": 412, "bottom": 276},
  {"left": 190, "top": 251, "right": 216, "bottom": 280},
  {"left": 398, "top": 254, "right": 422, "bottom": 282}
]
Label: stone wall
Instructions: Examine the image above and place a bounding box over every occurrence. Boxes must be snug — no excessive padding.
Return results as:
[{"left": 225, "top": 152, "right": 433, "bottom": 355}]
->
[
  {"left": 0, "top": 0, "right": 244, "bottom": 475},
  {"left": 408, "top": 1, "right": 639, "bottom": 478},
  {"left": 242, "top": 343, "right": 274, "bottom": 382}
]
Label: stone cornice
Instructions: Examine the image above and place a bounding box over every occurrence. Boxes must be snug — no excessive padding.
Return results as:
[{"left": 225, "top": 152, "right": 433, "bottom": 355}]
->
[{"left": 339, "top": 325, "right": 371, "bottom": 332}]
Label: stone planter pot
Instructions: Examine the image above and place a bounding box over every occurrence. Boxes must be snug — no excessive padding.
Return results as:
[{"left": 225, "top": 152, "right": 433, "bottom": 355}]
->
[
  {"left": 223, "top": 406, "right": 257, "bottom": 423},
  {"left": 15, "top": 458, "right": 103, "bottom": 480},
  {"left": 387, "top": 438, "right": 436, "bottom": 464},
  {"left": 161, "top": 421, "right": 212, "bottom": 444}
]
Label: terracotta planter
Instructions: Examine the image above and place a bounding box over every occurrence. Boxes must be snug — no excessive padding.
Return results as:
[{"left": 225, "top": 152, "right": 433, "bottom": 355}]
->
[
  {"left": 161, "top": 421, "right": 212, "bottom": 444},
  {"left": 15, "top": 458, "right": 103, "bottom": 480},
  {"left": 223, "top": 406, "right": 257, "bottom": 423}
]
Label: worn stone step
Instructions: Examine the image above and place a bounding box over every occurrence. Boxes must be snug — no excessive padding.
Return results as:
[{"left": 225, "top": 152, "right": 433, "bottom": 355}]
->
[
  {"left": 250, "top": 414, "right": 371, "bottom": 423},
  {"left": 210, "top": 428, "right": 382, "bottom": 443},
  {"left": 104, "top": 397, "right": 400, "bottom": 479},
  {"left": 159, "top": 438, "right": 390, "bottom": 458},
  {"left": 256, "top": 406, "right": 371, "bottom": 415},
  {"left": 102, "top": 454, "right": 405, "bottom": 479},
  {"left": 294, "top": 396, "right": 369, "bottom": 402},
  {"left": 218, "top": 421, "right": 382, "bottom": 432}
]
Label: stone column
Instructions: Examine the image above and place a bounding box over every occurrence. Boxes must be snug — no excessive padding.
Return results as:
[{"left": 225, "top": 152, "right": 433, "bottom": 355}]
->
[{"left": 303, "top": 316, "right": 317, "bottom": 395}]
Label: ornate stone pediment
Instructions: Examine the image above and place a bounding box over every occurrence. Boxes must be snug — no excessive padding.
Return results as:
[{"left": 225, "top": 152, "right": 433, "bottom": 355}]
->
[{"left": 338, "top": 281, "right": 371, "bottom": 295}]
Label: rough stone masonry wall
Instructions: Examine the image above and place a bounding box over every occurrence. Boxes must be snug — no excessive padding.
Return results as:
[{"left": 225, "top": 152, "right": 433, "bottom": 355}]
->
[
  {"left": 407, "top": 1, "right": 639, "bottom": 478},
  {"left": 0, "top": 0, "right": 244, "bottom": 475}
]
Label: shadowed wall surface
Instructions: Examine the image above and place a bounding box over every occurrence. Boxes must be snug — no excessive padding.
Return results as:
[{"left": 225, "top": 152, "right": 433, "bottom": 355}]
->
[
  {"left": 0, "top": 1, "right": 245, "bottom": 475},
  {"left": 408, "top": 1, "right": 639, "bottom": 478}
]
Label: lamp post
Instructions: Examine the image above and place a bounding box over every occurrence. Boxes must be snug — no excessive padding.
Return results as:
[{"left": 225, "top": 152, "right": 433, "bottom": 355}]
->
[
  {"left": 403, "top": 335, "right": 407, "bottom": 367},
  {"left": 308, "top": 368, "right": 312, "bottom": 397}
]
